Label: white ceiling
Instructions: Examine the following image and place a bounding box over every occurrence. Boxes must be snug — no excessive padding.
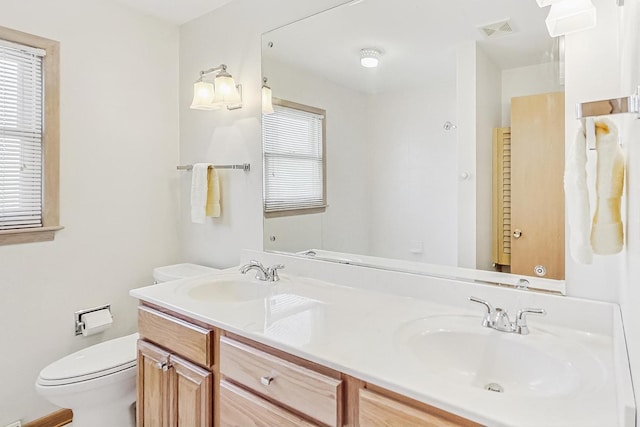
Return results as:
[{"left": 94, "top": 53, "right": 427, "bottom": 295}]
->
[
  {"left": 263, "top": 0, "right": 557, "bottom": 94},
  {"left": 112, "top": 0, "right": 236, "bottom": 24}
]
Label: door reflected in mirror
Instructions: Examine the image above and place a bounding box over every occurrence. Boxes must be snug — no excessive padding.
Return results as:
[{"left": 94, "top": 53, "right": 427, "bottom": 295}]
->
[{"left": 262, "top": 0, "right": 565, "bottom": 281}]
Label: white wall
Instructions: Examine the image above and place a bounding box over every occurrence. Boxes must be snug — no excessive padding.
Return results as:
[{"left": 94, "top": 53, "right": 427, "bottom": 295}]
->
[
  {"left": 564, "top": 0, "right": 625, "bottom": 303},
  {"left": 456, "top": 43, "right": 502, "bottom": 271},
  {"left": 475, "top": 47, "right": 502, "bottom": 271},
  {"left": 178, "top": 0, "right": 349, "bottom": 269},
  {"left": 456, "top": 42, "right": 477, "bottom": 269},
  {"left": 261, "top": 57, "right": 370, "bottom": 256},
  {"left": 367, "top": 76, "right": 458, "bottom": 265},
  {"left": 501, "top": 62, "right": 565, "bottom": 126},
  {"left": 0, "top": 0, "right": 181, "bottom": 423},
  {"left": 618, "top": 0, "right": 640, "bottom": 416}
]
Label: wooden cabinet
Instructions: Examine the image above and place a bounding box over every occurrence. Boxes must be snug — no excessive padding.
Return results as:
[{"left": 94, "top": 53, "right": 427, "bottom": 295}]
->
[
  {"left": 137, "top": 307, "right": 214, "bottom": 427},
  {"left": 136, "top": 304, "right": 477, "bottom": 427}
]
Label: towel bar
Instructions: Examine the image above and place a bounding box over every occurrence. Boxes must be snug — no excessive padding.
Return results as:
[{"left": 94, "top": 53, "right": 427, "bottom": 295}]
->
[
  {"left": 177, "top": 163, "right": 250, "bottom": 172},
  {"left": 576, "top": 86, "right": 640, "bottom": 119}
]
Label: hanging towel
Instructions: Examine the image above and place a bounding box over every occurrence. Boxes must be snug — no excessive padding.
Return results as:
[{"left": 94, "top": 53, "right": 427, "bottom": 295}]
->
[
  {"left": 191, "top": 163, "right": 211, "bottom": 223},
  {"left": 564, "top": 124, "right": 593, "bottom": 264},
  {"left": 591, "top": 118, "right": 625, "bottom": 255},
  {"left": 206, "top": 166, "right": 220, "bottom": 218}
]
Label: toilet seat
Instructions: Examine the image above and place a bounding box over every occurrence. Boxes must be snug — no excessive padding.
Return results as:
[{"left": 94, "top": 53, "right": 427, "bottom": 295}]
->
[{"left": 37, "top": 333, "right": 139, "bottom": 387}]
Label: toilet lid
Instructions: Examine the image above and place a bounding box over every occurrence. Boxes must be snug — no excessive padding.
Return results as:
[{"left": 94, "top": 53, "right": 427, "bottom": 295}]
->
[{"left": 38, "top": 333, "right": 139, "bottom": 386}]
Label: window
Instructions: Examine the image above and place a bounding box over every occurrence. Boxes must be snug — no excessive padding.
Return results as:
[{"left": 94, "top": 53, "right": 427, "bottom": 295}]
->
[
  {"left": 0, "top": 26, "right": 60, "bottom": 245},
  {"left": 262, "top": 99, "right": 326, "bottom": 217}
]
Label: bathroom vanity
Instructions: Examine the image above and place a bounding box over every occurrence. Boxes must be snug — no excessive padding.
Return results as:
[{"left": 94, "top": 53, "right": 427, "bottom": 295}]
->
[
  {"left": 135, "top": 304, "right": 478, "bottom": 426},
  {"left": 130, "top": 252, "right": 635, "bottom": 427}
]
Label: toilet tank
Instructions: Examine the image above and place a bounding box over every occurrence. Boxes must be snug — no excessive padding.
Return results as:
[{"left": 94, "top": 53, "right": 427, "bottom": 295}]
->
[{"left": 153, "top": 263, "right": 220, "bottom": 283}]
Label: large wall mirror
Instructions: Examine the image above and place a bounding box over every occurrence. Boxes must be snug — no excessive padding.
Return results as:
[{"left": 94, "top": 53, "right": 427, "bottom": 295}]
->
[{"left": 261, "top": 0, "right": 566, "bottom": 286}]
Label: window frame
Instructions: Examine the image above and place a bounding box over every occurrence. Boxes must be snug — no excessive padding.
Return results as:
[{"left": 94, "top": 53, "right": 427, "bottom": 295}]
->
[
  {"left": 263, "top": 98, "right": 327, "bottom": 218},
  {"left": 0, "top": 26, "right": 61, "bottom": 245}
]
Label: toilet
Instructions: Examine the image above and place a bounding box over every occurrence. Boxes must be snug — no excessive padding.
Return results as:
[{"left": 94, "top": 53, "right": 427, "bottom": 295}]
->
[{"left": 35, "top": 263, "right": 219, "bottom": 427}]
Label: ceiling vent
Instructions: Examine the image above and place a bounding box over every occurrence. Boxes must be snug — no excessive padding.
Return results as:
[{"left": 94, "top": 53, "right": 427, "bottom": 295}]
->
[{"left": 479, "top": 19, "right": 515, "bottom": 38}]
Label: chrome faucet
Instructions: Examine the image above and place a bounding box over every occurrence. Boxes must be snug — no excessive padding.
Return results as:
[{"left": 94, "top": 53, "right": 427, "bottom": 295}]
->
[
  {"left": 239, "top": 260, "right": 284, "bottom": 283},
  {"left": 469, "top": 296, "right": 545, "bottom": 335}
]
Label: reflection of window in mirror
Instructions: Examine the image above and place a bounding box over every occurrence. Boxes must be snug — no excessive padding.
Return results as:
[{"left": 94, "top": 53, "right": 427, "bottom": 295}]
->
[{"left": 262, "top": 98, "right": 326, "bottom": 218}]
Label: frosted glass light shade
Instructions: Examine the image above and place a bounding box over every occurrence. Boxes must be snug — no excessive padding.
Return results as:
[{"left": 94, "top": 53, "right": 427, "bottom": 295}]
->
[
  {"left": 545, "top": 0, "right": 596, "bottom": 37},
  {"left": 190, "top": 81, "right": 219, "bottom": 110},
  {"left": 262, "top": 85, "right": 274, "bottom": 114},
  {"left": 213, "top": 75, "right": 241, "bottom": 105}
]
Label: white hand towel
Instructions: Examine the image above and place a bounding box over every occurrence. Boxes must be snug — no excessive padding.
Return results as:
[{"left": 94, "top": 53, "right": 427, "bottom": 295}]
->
[
  {"left": 591, "top": 118, "right": 625, "bottom": 254},
  {"left": 191, "top": 163, "right": 211, "bottom": 223},
  {"left": 564, "top": 125, "right": 593, "bottom": 264}
]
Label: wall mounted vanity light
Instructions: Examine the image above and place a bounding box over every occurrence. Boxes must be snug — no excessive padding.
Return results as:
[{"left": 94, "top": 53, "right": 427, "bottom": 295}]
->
[
  {"left": 360, "top": 48, "right": 381, "bottom": 68},
  {"left": 537, "top": 0, "right": 597, "bottom": 37},
  {"left": 262, "top": 77, "right": 274, "bottom": 114},
  {"left": 190, "top": 64, "right": 242, "bottom": 111}
]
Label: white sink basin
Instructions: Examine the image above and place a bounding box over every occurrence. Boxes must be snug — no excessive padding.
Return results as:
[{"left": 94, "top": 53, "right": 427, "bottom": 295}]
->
[
  {"left": 176, "top": 273, "right": 277, "bottom": 303},
  {"left": 395, "top": 315, "right": 605, "bottom": 397}
]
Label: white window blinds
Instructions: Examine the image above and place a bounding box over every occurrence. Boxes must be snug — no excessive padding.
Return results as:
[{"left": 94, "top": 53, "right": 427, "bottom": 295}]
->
[
  {"left": 263, "top": 104, "right": 325, "bottom": 213},
  {"left": 0, "top": 40, "right": 45, "bottom": 230}
]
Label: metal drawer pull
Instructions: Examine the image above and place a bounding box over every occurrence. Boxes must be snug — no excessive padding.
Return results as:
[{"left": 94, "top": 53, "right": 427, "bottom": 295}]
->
[{"left": 260, "top": 375, "right": 275, "bottom": 386}]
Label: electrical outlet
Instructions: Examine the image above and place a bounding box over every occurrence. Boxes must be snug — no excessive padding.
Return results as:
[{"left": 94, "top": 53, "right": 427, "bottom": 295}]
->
[{"left": 5, "top": 421, "right": 22, "bottom": 427}]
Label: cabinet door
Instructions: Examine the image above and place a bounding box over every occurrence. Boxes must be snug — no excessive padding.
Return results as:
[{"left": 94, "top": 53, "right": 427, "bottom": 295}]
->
[
  {"left": 510, "top": 92, "right": 565, "bottom": 280},
  {"left": 169, "top": 354, "right": 213, "bottom": 427},
  {"left": 137, "top": 340, "right": 172, "bottom": 427}
]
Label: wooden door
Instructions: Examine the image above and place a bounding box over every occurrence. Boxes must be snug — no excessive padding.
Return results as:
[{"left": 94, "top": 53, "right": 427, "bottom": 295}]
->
[
  {"left": 510, "top": 92, "right": 565, "bottom": 280},
  {"left": 170, "top": 354, "right": 213, "bottom": 427},
  {"left": 137, "top": 340, "right": 172, "bottom": 427}
]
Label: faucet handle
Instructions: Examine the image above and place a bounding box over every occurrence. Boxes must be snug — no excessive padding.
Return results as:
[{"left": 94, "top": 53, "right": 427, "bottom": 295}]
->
[
  {"left": 267, "top": 264, "right": 285, "bottom": 282},
  {"left": 515, "top": 308, "right": 546, "bottom": 335},
  {"left": 469, "top": 297, "right": 495, "bottom": 327}
]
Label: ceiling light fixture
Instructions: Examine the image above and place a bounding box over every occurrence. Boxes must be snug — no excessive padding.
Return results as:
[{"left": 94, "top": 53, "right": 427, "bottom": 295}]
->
[
  {"left": 545, "top": 0, "right": 596, "bottom": 36},
  {"left": 190, "top": 63, "right": 242, "bottom": 111},
  {"left": 360, "top": 48, "right": 381, "bottom": 68},
  {"left": 536, "top": 0, "right": 597, "bottom": 37}
]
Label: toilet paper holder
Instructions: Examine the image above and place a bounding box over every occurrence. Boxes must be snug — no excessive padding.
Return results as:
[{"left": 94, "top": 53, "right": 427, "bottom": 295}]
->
[{"left": 74, "top": 304, "right": 111, "bottom": 336}]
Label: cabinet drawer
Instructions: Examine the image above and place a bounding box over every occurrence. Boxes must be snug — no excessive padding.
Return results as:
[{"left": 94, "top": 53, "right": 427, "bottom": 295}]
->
[
  {"left": 220, "top": 337, "right": 342, "bottom": 427},
  {"left": 359, "top": 388, "right": 470, "bottom": 427},
  {"left": 220, "top": 380, "right": 317, "bottom": 427},
  {"left": 138, "top": 306, "right": 213, "bottom": 367}
]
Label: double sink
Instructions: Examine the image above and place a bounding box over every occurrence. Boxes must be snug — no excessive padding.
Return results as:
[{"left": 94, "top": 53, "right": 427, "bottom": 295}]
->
[{"left": 173, "top": 269, "right": 608, "bottom": 401}]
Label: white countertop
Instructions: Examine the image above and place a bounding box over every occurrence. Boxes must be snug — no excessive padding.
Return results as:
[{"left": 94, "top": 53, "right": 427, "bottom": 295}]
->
[{"left": 130, "top": 267, "right": 634, "bottom": 427}]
